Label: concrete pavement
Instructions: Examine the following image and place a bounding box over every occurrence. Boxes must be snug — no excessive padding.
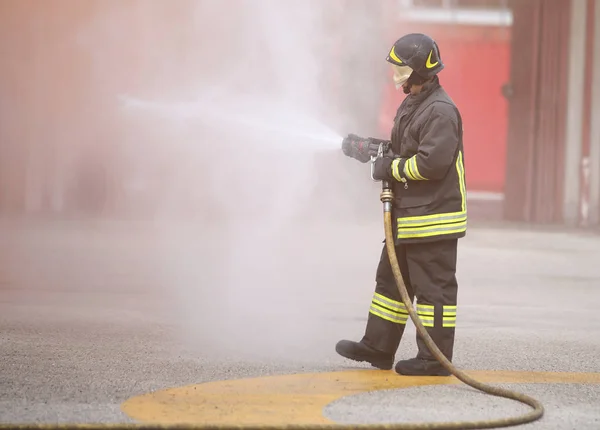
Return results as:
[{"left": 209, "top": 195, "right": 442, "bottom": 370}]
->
[{"left": 0, "top": 218, "right": 599, "bottom": 428}]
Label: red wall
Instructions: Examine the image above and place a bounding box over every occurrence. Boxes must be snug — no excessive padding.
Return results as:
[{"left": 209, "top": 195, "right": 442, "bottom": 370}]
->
[{"left": 378, "top": 25, "right": 511, "bottom": 193}]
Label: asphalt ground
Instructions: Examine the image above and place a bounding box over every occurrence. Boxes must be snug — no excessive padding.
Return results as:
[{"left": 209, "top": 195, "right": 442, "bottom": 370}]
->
[{"left": 1, "top": 217, "right": 599, "bottom": 429}]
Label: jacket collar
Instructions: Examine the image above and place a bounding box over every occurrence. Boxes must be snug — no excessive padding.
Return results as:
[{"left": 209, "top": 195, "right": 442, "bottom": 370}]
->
[{"left": 406, "top": 75, "right": 440, "bottom": 106}]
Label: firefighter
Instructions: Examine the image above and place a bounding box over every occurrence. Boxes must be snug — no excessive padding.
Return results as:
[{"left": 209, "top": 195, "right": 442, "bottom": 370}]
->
[{"left": 336, "top": 33, "right": 467, "bottom": 376}]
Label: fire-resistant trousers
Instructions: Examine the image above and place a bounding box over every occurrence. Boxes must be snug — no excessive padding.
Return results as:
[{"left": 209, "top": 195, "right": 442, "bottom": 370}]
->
[{"left": 361, "top": 238, "right": 458, "bottom": 361}]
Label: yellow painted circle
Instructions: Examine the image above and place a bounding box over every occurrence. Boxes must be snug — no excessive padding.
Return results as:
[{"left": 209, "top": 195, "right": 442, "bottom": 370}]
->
[{"left": 121, "top": 369, "right": 600, "bottom": 426}]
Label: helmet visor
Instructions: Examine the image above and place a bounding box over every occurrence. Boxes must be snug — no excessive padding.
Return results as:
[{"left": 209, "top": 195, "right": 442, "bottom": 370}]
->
[{"left": 391, "top": 64, "right": 413, "bottom": 89}]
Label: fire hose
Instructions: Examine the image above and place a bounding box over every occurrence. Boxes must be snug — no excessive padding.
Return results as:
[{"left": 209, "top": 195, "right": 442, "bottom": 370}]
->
[{"left": 361, "top": 142, "right": 545, "bottom": 429}]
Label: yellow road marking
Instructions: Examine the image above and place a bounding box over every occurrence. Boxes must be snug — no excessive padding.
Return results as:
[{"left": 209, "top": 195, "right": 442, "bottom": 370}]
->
[{"left": 121, "top": 369, "right": 600, "bottom": 426}]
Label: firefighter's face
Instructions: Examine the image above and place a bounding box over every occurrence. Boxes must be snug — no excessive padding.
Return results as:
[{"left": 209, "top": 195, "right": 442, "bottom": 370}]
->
[
  {"left": 406, "top": 82, "right": 423, "bottom": 95},
  {"left": 391, "top": 64, "right": 412, "bottom": 90}
]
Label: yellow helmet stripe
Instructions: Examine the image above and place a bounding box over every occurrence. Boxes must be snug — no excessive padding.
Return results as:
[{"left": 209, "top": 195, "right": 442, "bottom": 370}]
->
[
  {"left": 389, "top": 46, "right": 403, "bottom": 64},
  {"left": 426, "top": 50, "right": 439, "bottom": 68}
]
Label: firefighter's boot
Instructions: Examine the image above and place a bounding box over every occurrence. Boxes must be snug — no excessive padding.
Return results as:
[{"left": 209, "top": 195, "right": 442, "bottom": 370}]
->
[
  {"left": 395, "top": 313, "right": 455, "bottom": 376},
  {"left": 394, "top": 358, "right": 450, "bottom": 376},
  {"left": 335, "top": 339, "right": 394, "bottom": 370}
]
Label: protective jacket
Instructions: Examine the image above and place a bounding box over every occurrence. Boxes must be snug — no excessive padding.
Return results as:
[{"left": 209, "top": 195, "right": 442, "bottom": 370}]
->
[{"left": 388, "top": 76, "right": 467, "bottom": 244}]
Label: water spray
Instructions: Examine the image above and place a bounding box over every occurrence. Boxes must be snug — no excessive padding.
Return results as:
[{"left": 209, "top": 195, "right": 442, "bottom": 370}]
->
[{"left": 118, "top": 95, "right": 343, "bottom": 150}]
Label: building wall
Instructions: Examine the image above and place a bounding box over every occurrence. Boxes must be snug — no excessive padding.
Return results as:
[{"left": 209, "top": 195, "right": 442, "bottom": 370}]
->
[
  {"left": 503, "top": 0, "right": 571, "bottom": 224},
  {"left": 0, "top": 0, "right": 390, "bottom": 219},
  {"left": 502, "top": 0, "right": 599, "bottom": 227},
  {"left": 380, "top": 1, "right": 600, "bottom": 227},
  {"left": 2, "top": 1, "right": 597, "bottom": 225},
  {"left": 0, "top": 0, "right": 263, "bottom": 217},
  {"left": 0, "top": 0, "right": 136, "bottom": 216},
  {"left": 589, "top": 0, "right": 600, "bottom": 227},
  {"left": 574, "top": 0, "right": 600, "bottom": 227}
]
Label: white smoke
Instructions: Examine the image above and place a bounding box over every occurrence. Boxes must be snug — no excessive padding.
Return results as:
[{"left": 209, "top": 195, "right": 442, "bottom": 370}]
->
[{"left": 92, "top": 0, "right": 389, "bottom": 360}]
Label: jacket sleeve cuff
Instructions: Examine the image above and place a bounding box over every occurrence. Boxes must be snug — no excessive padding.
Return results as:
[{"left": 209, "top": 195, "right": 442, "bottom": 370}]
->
[
  {"left": 391, "top": 158, "right": 408, "bottom": 183},
  {"left": 403, "top": 154, "right": 428, "bottom": 180}
]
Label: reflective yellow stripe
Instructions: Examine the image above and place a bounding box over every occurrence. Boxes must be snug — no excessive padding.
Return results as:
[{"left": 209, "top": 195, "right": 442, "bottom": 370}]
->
[
  {"left": 370, "top": 293, "right": 409, "bottom": 324},
  {"left": 396, "top": 150, "right": 467, "bottom": 240},
  {"left": 398, "top": 211, "right": 467, "bottom": 228},
  {"left": 443, "top": 317, "right": 456, "bottom": 328},
  {"left": 456, "top": 151, "right": 466, "bottom": 212},
  {"left": 397, "top": 221, "right": 467, "bottom": 239},
  {"left": 373, "top": 292, "right": 408, "bottom": 314},
  {"left": 418, "top": 316, "right": 434, "bottom": 327},
  {"left": 443, "top": 305, "right": 456, "bottom": 327},
  {"left": 411, "top": 304, "right": 458, "bottom": 327},
  {"left": 373, "top": 292, "right": 404, "bottom": 309},
  {"left": 403, "top": 159, "right": 417, "bottom": 180},
  {"left": 409, "top": 156, "right": 427, "bottom": 180},
  {"left": 391, "top": 158, "right": 403, "bottom": 182},
  {"left": 370, "top": 303, "right": 408, "bottom": 325},
  {"left": 443, "top": 305, "right": 457, "bottom": 317},
  {"left": 417, "top": 304, "right": 434, "bottom": 327},
  {"left": 416, "top": 304, "right": 434, "bottom": 316}
]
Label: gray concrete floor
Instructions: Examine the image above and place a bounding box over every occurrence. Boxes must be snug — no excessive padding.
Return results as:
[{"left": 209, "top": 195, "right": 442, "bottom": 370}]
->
[{"left": 1, "top": 218, "right": 599, "bottom": 428}]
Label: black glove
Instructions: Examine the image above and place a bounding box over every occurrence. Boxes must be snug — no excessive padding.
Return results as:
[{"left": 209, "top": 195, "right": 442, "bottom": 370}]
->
[
  {"left": 341, "top": 133, "right": 377, "bottom": 163},
  {"left": 372, "top": 156, "right": 395, "bottom": 181}
]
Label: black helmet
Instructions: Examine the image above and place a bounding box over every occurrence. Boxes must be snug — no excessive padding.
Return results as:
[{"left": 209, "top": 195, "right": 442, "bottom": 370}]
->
[{"left": 386, "top": 33, "right": 444, "bottom": 78}]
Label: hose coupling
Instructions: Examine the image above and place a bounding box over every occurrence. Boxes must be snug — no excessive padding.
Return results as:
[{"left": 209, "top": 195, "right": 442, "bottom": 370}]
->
[
  {"left": 380, "top": 180, "right": 394, "bottom": 204},
  {"left": 380, "top": 188, "right": 394, "bottom": 204}
]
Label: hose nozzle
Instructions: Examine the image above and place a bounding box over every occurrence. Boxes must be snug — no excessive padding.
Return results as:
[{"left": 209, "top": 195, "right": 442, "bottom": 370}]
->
[{"left": 370, "top": 141, "right": 391, "bottom": 182}]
